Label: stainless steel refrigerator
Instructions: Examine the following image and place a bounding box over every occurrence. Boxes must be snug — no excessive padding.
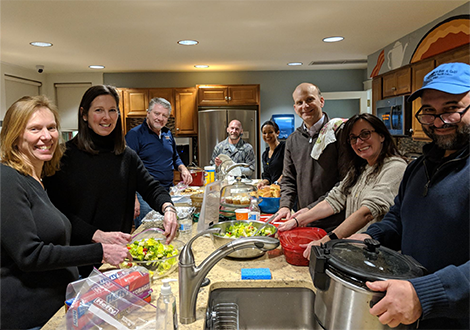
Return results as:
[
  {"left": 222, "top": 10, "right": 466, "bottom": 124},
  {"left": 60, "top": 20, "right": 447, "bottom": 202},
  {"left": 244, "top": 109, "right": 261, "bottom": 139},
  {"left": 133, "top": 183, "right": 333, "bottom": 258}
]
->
[{"left": 198, "top": 108, "right": 258, "bottom": 178}]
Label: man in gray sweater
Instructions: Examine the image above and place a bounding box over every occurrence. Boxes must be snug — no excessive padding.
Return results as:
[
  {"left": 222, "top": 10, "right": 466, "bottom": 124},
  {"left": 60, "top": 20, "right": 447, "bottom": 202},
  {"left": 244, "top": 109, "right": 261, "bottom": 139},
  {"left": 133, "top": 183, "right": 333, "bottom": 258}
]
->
[{"left": 273, "top": 83, "right": 347, "bottom": 232}]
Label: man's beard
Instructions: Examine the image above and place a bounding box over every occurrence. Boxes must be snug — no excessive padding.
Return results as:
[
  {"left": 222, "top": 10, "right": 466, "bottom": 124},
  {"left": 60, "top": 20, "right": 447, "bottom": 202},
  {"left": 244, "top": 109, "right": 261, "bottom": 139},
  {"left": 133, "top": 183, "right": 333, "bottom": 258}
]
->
[
  {"left": 423, "top": 123, "right": 470, "bottom": 150},
  {"left": 229, "top": 133, "right": 240, "bottom": 141}
]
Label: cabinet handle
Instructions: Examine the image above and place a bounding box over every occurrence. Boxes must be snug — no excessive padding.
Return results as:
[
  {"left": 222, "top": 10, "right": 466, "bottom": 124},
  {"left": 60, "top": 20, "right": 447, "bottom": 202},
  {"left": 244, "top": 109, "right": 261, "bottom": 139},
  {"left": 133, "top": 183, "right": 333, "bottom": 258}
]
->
[
  {"left": 176, "top": 128, "right": 180, "bottom": 131},
  {"left": 228, "top": 97, "right": 232, "bottom": 101},
  {"left": 391, "top": 86, "right": 397, "bottom": 91},
  {"left": 409, "top": 128, "right": 414, "bottom": 135},
  {"left": 225, "top": 96, "right": 228, "bottom": 100}
]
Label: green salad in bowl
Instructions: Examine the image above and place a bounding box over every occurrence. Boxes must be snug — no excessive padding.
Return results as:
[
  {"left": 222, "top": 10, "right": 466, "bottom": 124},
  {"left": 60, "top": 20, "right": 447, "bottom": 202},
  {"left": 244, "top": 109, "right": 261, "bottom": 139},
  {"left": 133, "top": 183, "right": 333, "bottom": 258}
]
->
[
  {"left": 210, "top": 220, "right": 278, "bottom": 259},
  {"left": 120, "top": 228, "right": 184, "bottom": 279}
]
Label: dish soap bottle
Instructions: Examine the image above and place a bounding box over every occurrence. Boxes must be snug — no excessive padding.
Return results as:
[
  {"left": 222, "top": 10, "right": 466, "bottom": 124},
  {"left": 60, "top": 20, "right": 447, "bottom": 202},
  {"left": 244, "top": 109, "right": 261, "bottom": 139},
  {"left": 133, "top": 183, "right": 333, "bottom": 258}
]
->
[
  {"left": 249, "top": 197, "right": 260, "bottom": 221},
  {"left": 155, "top": 278, "right": 178, "bottom": 330}
]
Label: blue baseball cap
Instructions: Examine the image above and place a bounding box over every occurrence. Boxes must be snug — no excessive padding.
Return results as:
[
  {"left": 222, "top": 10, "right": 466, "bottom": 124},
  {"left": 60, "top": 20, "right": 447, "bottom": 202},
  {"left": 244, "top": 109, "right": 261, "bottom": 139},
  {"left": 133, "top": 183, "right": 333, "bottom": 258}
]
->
[{"left": 408, "top": 62, "right": 470, "bottom": 102}]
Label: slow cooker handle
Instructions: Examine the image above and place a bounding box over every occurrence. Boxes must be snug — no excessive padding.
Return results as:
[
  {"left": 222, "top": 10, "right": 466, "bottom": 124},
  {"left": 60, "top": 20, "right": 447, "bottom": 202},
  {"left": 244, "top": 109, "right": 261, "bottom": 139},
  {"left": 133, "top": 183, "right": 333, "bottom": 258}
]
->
[
  {"left": 403, "top": 254, "right": 429, "bottom": 276},
  {"left": 309, "top": 245, "right": 330, "bottom": 291}
]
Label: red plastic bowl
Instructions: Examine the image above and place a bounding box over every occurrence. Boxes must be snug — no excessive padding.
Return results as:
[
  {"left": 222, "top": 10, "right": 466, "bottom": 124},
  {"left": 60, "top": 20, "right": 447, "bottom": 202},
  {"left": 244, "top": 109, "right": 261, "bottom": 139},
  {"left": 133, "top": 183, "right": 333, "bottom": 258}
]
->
[{"left": 278, "top": 227, "right": 327, "bottom": 266}]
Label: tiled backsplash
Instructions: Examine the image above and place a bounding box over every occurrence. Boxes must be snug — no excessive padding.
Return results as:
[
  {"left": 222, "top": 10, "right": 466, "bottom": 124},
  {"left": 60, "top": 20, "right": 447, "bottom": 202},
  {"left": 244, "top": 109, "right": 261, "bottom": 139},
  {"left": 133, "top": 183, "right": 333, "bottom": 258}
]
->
[{"left": 396, "top": 136, "right": 428, "bottom": 155}]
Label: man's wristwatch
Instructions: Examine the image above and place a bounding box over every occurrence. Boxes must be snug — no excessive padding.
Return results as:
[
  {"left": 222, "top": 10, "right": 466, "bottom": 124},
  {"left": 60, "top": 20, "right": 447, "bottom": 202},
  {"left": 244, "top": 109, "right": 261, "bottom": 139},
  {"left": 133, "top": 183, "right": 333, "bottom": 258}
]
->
[{"left": 327, "top": 231, "right": 338, "bottom": 241}]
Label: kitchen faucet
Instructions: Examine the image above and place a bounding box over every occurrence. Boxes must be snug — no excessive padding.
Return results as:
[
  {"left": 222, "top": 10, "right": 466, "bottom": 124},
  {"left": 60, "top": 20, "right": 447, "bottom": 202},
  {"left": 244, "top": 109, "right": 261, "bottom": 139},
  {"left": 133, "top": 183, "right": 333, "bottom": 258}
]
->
[{"left": 178, "top": 228, "right": 280, "bottom": 324}]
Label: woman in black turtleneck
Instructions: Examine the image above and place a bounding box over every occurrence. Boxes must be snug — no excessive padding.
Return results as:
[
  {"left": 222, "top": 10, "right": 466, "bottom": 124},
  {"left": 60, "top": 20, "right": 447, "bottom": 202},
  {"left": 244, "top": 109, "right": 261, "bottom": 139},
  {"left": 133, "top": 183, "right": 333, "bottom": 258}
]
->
[{"left": 43, "top": 85, "right": 178, "bottom": 277}]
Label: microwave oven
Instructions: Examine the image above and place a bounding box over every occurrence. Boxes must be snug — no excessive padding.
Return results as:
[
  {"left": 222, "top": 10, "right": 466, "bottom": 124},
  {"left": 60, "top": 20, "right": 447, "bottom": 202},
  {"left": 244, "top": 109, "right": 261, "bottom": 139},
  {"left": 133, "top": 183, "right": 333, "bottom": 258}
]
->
[{"left": 376, "top": 95, "right": 412, "bottom": 136}]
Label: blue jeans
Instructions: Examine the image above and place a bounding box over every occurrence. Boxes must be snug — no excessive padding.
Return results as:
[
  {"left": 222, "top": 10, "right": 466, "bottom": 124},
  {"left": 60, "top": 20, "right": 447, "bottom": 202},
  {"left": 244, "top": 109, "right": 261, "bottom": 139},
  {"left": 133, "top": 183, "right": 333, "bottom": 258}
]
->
[{"left": 135, "top": 193, "right": 153, "bottom": 228}]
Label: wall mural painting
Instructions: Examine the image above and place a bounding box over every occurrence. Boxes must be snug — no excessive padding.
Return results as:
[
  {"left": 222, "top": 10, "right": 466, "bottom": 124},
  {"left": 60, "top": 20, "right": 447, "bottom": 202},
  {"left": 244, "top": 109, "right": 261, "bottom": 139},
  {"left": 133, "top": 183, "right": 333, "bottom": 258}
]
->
[
  {"left": 369, "top": 15, "right": 469, "bottom": 78},
  {"left": 411, "top": 16, "right": 469, "bottom": 63}
]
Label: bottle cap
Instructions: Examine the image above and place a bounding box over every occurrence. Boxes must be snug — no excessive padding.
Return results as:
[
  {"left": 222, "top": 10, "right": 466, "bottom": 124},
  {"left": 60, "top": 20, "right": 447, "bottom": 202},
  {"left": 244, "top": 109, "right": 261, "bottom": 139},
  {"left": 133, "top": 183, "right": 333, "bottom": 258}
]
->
[{"left": 161, "top": 278, "right": 177, "bottom": 295}]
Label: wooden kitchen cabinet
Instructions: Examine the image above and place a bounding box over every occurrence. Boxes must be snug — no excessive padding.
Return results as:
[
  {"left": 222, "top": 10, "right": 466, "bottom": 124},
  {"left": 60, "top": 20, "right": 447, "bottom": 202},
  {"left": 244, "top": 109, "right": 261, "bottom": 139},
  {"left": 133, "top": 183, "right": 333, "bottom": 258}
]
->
[
  {"left": 382, "top": 67, "right": 411, "bottom": 98},
  {"left": 411, "top": 59, "right": 435, "bottom": 141},
  {"left": 174, "top": 87, "right": 197, "bottom": 135},
  {"left": 122, "top": 89, "right": 149, "bottom": 117},
  {"left": 148, "top": 88, "right": 175, "bottom": 116},
  {"left": 197, "top": 84, "right": 259, "bottom": 106}
]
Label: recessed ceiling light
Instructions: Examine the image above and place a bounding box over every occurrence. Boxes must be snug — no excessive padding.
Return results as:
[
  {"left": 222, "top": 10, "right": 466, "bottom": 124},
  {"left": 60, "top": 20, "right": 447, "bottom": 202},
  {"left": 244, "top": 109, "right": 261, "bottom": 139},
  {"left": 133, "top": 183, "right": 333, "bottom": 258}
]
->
[
  {"left": 322, "top": 36, "right": 344, "bottom": 43},
  {"left": 194, "top": 65, "right": 209, "bottom": 68},
  {"left": 178, "top": 40, "right": 199, "bottom": 46},
  {"left": 89, "top": 65, "right": 105, "bottom": 69},
  {"left": 30, "top": 41, "right": 53, "bottom": 47},
  {"left": 287, "top": 62, "right": 303, "bottom": 66}
]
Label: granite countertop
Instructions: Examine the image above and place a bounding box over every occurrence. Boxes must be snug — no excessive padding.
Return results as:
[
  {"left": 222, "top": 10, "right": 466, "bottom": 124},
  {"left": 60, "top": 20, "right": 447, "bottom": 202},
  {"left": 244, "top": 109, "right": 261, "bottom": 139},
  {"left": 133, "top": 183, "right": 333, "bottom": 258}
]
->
[{"left": 42, "top": 225, "right": 314, "bottom": 330}]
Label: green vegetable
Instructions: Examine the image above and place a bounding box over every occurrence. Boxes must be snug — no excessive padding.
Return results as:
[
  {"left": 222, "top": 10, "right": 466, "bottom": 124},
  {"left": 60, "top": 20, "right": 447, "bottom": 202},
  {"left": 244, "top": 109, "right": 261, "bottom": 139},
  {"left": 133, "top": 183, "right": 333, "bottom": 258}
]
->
[
  {"left": 219, "top": 222, "right": 274, "bottom": 238},
  {"left": 121, "top": 238, "right": 178, "bottom": 275}
]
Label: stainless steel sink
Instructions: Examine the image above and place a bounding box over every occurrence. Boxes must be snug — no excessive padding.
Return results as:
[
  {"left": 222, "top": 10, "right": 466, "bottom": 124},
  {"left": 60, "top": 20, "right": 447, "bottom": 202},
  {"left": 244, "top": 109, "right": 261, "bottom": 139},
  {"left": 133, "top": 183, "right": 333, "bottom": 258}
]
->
[{"left": 205, "top": 286, "right": 316, "bottom": 330}]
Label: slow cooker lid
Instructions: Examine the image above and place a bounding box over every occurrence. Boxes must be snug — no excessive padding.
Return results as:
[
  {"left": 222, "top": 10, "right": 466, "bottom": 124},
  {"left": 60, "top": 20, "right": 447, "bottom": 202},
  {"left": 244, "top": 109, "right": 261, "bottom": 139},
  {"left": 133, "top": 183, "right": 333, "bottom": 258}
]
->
[{"left": 326, "top": 239, "right": 423, "bottom": 282}]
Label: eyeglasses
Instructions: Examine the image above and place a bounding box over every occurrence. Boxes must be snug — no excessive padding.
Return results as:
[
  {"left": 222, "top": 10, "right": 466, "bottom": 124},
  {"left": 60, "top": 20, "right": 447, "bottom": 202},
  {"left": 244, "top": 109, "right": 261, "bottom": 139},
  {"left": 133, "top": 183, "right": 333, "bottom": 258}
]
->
[
  {"left": 415, "top": 104, "right": 470, "bottom": 125},
  {"left": 348, "top": 130, "right": 375, "bottom": 144}
]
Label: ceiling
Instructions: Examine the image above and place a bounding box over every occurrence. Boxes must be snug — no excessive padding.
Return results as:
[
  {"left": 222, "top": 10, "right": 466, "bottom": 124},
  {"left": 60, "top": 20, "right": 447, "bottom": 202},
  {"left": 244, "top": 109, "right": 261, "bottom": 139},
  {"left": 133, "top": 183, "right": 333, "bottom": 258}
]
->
[{"left": 1, "top": 0, "right": 467, "bottom": 74}]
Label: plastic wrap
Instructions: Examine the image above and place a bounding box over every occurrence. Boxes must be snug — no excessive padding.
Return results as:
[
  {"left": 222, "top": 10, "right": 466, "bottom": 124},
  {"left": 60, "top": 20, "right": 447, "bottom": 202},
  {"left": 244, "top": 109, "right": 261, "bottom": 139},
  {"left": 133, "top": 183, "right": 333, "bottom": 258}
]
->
[{"left": 65, "top": 267, "right": 155, "bottom": 330}]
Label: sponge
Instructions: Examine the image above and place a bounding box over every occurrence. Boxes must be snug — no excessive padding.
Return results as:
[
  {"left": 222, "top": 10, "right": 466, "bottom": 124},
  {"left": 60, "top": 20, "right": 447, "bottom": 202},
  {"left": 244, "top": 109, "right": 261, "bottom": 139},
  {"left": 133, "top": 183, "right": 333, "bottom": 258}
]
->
[{"left": 241, "top": 268, "right": 272, "bottom": 280}]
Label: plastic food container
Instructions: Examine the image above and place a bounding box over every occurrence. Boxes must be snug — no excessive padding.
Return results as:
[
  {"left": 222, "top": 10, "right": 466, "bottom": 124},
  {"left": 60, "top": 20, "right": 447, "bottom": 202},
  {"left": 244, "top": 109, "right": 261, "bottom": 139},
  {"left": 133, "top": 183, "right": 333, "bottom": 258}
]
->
[
  {"left": 188, "top": 167, "right": 205, "bottom": 186},
  {"left": 258, "top": 197, "right": 280, "bottom": 214},
  {"left": 121, "top": 228, "right": 185, "bottom": 279},
  {"left": 278, "top": 227, "right": 327, "bottom": 266}
]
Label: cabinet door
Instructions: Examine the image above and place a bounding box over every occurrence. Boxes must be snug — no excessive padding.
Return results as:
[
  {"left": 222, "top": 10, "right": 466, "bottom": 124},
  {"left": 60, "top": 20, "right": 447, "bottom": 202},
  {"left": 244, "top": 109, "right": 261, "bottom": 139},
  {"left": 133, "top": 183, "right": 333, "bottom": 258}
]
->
[
  {"left": 411, "top": 59, "right": 435, "bottom": 141},
  {"left": 395, "top": 67, "right": 412, "bottom": 95},
  {"left": 175, "top": 88, "right": 197, "bottom": 135},
  {"left": 123, "top": 89, "right": 149, "bottom": 117},
  {"left": 148, "top": 88, "right": 175, "bottom": 117},
  {"left": 435, "top": 45, "right": 470, "bottom": 65},
  {"left": 197, "top": 87, "right": 228, "bottom": 106},
  {"left": 383, "top": 67, "right": 411, "bottom": 98},
  {"left": 228, "top": 85, "right": 259, "bottom": 105}
]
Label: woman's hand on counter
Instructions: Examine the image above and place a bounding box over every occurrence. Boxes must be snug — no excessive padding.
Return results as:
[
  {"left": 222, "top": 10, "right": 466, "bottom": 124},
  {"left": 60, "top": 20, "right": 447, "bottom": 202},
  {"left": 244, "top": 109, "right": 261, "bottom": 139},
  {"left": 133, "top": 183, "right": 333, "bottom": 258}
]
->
[
  {"left": 102, "top": 243, "right": 132, "bottom": 266},
  {"left": 92, "top": 230, "right": 132, "bottom": 245},
  {"left": 162, "top": 203, "right": 178, "bottom": 244}
]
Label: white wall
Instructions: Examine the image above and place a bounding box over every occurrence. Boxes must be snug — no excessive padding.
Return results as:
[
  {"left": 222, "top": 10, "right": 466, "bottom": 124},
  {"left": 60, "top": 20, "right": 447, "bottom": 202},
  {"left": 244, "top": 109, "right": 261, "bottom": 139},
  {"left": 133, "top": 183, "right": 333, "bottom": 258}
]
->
[
  {"left": 1, "top": 61, "right": 103, "bottom": 128},
  {"left": 1, "top": 61, "right": 46, "bottom": 121}
]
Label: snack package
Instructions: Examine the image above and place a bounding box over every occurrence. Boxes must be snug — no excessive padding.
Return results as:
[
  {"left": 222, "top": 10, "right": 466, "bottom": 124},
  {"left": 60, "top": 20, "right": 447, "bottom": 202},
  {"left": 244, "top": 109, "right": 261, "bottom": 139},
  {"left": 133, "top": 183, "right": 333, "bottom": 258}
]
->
[{"left": 65, "top": 267, "right": 155, "bottom": 330}]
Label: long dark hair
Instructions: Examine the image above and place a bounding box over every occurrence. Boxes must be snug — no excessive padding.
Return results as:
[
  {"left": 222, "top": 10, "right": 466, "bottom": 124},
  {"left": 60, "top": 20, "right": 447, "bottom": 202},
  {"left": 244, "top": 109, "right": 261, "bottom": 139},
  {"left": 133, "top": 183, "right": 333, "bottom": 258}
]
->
[
  {"left": 74, "top": 85, "right": 125, "bottom": 155},
  {"left": 341, "top": 113, "right": 404, "bottom": 194}
]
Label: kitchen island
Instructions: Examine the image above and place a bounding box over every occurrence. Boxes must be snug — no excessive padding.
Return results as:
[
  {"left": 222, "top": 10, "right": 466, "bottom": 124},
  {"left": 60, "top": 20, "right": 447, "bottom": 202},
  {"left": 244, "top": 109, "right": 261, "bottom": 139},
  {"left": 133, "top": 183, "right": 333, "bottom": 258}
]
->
[{"left": 41, "top": 225, "right": 314, "bottom": 330}]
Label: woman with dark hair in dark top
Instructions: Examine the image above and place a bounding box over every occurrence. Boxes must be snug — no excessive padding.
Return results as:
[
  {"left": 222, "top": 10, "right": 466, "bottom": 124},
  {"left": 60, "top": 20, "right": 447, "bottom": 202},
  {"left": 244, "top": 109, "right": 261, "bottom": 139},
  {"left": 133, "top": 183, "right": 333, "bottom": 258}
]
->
[
  {"left": 43, "top": 85, "right": 177, "bottom": 277},
  {"left": 257, "top": 120, "right": 285, "bottom": 189}
]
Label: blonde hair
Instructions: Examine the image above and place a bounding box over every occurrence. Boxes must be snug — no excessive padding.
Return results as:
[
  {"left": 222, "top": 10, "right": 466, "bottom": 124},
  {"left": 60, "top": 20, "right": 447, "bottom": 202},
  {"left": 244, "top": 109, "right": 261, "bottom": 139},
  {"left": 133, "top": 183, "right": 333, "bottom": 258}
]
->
[{"left": 0, "top": 95, "right": 64, "bottom": 177}]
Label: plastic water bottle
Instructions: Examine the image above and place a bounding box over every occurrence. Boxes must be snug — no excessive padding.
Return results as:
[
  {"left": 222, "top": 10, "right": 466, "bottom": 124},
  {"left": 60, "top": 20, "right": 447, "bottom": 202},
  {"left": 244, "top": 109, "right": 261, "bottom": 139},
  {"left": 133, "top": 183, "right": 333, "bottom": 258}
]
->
[
  {"left": 179, "top": 217, "right": 192, "bottom": 242},
  {"left": 248, "top": 197, "right": 261, "bottom": 221}
]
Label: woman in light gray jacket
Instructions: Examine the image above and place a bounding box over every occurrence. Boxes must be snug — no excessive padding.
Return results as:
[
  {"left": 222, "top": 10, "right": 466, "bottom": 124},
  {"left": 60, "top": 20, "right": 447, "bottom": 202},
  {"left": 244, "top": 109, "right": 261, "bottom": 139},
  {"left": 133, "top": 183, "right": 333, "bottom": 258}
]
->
[{"left": 278, "top": 113, "right": 407, "bottom": 258}]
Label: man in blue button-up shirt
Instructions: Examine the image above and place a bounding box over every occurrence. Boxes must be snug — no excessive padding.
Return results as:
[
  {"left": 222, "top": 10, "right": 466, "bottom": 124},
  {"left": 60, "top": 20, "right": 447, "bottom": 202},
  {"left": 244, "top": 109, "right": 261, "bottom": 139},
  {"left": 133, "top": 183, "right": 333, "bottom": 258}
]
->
[{"left": 126, "top": 97, "right": 192, "bottom": 226}]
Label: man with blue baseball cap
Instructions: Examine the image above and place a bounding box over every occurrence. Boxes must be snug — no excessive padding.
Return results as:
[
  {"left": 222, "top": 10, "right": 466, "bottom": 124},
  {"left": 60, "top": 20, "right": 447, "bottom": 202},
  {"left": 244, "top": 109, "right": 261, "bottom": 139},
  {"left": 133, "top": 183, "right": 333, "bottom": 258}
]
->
[{"left": 350, "top": 62, "right": 470, "bottom": 329}]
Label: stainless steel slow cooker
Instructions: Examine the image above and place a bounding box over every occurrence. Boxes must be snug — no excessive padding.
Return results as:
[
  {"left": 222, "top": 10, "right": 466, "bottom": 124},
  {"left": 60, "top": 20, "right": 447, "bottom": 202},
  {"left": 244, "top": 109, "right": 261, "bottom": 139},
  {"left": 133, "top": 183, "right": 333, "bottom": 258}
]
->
[{"left": 309, "top": 239, "right": 426, "bottom": 330}]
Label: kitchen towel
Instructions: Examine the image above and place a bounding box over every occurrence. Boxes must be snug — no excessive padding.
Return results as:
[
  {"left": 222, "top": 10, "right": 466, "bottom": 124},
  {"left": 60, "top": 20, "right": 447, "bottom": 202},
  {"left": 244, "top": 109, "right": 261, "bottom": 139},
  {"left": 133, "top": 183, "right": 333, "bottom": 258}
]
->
[{"left": 311, "top": 118, "right": 347, "bottom": 160}]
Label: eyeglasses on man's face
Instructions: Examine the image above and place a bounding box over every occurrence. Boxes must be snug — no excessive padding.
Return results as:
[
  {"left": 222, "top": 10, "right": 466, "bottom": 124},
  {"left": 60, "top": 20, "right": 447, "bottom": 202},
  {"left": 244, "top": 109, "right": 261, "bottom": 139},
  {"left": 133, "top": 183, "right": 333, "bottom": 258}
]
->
[
  {"left": 348, "top": 130, "right": 375, "bottom": 144},
  {"left": 415, "top": 104, "right": 470, "bottom": 125}
]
